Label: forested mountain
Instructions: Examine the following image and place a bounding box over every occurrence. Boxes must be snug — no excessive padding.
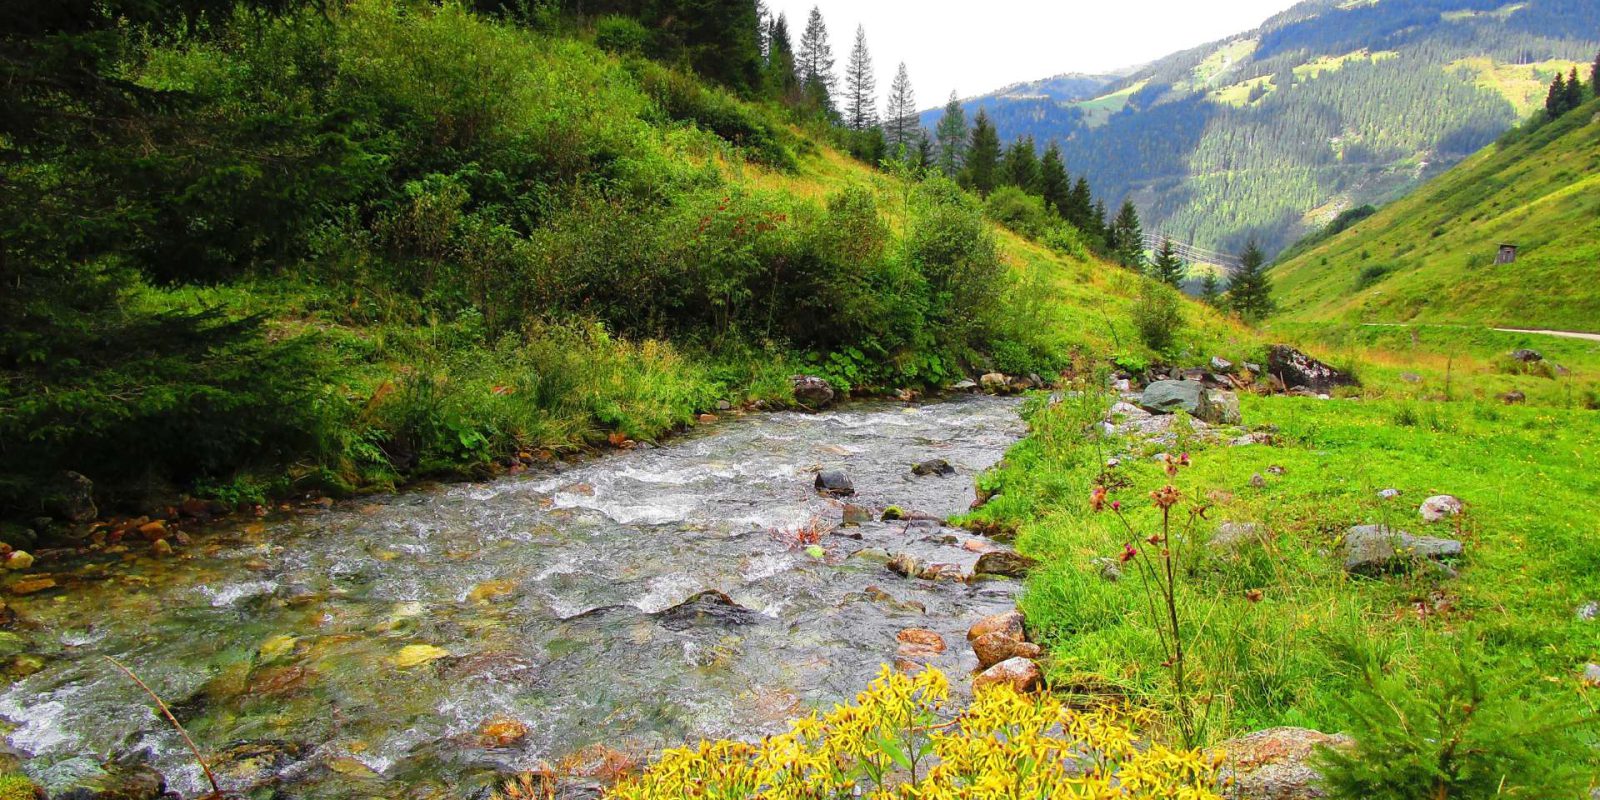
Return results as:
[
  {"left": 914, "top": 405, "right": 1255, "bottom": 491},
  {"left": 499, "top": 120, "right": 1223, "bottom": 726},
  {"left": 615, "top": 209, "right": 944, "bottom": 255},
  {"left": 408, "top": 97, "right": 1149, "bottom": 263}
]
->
[
  {"left": 916, "top": 72, "right": 1120, "bottom": 140},
  {"left": 1270, "top": 91, "right": 1600, "bottom": 330},
  {"left": 925, "top": 0, "right": 1600, "bottom": 255}
]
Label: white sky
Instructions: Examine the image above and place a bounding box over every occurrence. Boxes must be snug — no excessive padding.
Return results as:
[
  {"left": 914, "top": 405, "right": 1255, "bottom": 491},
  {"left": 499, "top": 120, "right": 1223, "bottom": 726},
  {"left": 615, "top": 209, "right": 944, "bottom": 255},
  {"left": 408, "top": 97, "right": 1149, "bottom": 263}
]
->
[{"left": 768, "top": 0, "right": 1302, "bottom": 109}]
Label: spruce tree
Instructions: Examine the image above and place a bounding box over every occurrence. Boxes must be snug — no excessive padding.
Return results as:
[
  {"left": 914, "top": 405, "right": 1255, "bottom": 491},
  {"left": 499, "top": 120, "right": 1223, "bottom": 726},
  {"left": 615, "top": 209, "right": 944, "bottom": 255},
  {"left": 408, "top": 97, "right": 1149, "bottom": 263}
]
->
[
  {"left": 1149, "top": 238, "right": 1185, "bottom": 287},
  {"left": 885, "top": 62, "right": 917, "bottom": 151},
  {"left": 797, "top": 7, "right": 836, "bottom": 117},
  {"left": 1110, "top": 200, "right": 1144, "bottom": 269},
  {"left": 1227, "top": 239, "right": 1275, "bottom": 321},
  {"left": 1092, "top": 199, "right": 1109, "bottom": 244},
  {"left": 1592, "top": 50, "right": 1600, "bottom": 99},
  {"left": 766, "top": 13, "right": 800, "bottom": 102},
  {"left": 843, "top": 25, "right": 877, "bottom": 131},
  {"left": 934, "top": 93, "right": 967, "bottom": 179},
  {"left": 1038, "top": 142, "right": 1070, "bottom": 218},
  {"left": 964, "top": 108, "right": 1001, "bottom": 196},
  {"left": 1068, "top": 177, "right": 1095, "bottom": 231},
  {"left": 915, "top": 133, "right": 935, "bottom": 170},
  {"left": 1000, "top": 136, "right": 1040, "bottom": 192},
  {"left": 1547, "top": 72, "right": 1568, "bottom": 119},
  {"left": 1199, "top": 269, "right": 1224, "bottom": 306},
  {"left": 1565, "top": 67, "right": 1585, "bottom": 111}
]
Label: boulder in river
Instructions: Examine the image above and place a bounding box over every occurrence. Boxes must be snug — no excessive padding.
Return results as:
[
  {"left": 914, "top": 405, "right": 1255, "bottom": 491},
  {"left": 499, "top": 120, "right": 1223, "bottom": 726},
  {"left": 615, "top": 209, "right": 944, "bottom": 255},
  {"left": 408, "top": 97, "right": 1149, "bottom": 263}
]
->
[
  {"left": 841, "top": 503, "right": 872, "bottom": 526},
  {"left": 792, "top": 375, "right": 836, "bottom": 408},
  {"left": 911, "top": 459, "right": 955, "bottom": 477},
  {"left": 967, "top": 609, "right": 1026, "bottom": 643},
  {"left": 973, "top": 551, "right": 1038, "bottom": 578},
  {"left": 971, "top": 631, "right": 1041, "bottom": 669},
  {"left": 656, "top": 590, "right": 762, "bottom": 631},
  {"left": 813, "top": 469, "right": 855, "bottom": 497},
  {"left": 980, "top": 373, "right": 1010, "bottom": 393},
  {"left": 1220, "top": 726, "right": 1353, "bottom": 800},
  {"left": 1342, "top": 524, "right": 1463, "bottom": 575},
  {"left": 1266, "top": 345, "right": 1355, "bottom": 395},
  {"left": 973, "top": 656, "right": 1042, "bottom": 693}
]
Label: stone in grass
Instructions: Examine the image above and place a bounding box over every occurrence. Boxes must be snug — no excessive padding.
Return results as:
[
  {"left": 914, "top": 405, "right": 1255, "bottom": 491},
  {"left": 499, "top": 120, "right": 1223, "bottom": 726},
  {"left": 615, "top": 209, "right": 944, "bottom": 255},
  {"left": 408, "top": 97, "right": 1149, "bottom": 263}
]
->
[
  {"left": 1419, "top": 495, "right": 1463, "bottom": 523},
  {"left": 1220, "top": 726, "right": 1354, "bottom": 800},
  {"left": 1209, "top": 522, "right": 1265, "bottom": 553},
  {"left": 814, "top": 469, "right": 854, "bottom": 497},
  {"left": 1342, "top": 524, "right": 1463, "bottom": 576},
  {"left": 973, "top": 657, "right": 1042, "bottom": 693},
  {"left": 1138, "top": 380, "right": 1212, "bottom": 418},
  {"left": 1583, "top": 664, "right": 1600, "bottom": 687}
]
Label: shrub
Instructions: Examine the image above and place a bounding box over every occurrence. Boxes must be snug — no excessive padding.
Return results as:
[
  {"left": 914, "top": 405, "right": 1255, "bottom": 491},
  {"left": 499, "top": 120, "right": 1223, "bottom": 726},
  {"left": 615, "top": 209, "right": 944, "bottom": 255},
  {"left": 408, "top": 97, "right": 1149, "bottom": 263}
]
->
[
  {"left": 1041, "top": 222, "right": 1093, "bottom": 260},
  {"left": 983, "top": 185, "right": 1051, "bottom": 238},
  {"left": 1355, "top": 263, "right": 1393, "bottom": 290},
  {"left": 1132, "top": 281, "right": 1185, "bottom": 353},
  {"left": 608, "top": 665, "right": 1226, "bottom": 799},
  {"left": 594, "top": 15, "right": 649, "bottom": 54}
]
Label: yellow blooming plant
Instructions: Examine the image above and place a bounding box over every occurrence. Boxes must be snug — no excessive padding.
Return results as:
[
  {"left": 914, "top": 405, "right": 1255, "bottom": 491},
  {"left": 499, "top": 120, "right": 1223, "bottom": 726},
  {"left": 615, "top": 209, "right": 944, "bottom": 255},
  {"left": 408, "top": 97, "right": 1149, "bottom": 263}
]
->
[{"left": 607, "top": 665, "right": 1226, "bottom": 800}]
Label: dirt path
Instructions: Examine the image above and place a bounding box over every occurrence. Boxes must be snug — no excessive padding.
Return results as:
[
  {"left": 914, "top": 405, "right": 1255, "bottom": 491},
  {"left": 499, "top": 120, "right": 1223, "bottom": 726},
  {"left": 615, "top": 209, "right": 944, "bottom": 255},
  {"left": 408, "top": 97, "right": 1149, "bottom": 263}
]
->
[{"left": 1359, "top": 323, "right": 1600, "bottom": 343}]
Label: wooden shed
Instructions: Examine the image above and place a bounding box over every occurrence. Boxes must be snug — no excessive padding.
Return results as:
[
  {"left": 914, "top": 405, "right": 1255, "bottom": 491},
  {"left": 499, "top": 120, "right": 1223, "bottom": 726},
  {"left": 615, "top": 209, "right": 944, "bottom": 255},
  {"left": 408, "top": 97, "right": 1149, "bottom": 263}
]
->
[{"left": 1495, "top": 243, "right": 1518, "bottom": 264}]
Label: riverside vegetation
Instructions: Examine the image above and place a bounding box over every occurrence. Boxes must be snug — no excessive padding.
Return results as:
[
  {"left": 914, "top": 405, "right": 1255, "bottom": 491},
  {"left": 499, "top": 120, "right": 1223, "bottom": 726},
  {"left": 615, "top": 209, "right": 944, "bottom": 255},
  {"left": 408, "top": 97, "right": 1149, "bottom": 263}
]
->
[{"left": 3, "top": 1, "right": 1599, "bottom": 799}]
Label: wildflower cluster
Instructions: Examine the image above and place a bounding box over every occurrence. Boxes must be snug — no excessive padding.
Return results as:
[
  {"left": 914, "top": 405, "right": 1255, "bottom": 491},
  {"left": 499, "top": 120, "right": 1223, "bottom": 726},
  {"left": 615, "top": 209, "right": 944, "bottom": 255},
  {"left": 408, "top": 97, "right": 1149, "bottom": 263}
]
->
[{"left": 610, "top": 665, "right": 1225, "bottom": 799}]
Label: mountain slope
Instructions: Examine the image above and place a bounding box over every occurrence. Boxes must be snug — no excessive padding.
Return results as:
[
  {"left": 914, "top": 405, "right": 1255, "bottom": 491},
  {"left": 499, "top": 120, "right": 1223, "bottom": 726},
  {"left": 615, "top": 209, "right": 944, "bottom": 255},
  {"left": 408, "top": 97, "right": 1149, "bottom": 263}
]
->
[
  {"left": 1270, "top": 98, "right": 1600, "bottom": 330},
  {"left": 927, "top": 0, "right": 1599, "bottom": 256}
]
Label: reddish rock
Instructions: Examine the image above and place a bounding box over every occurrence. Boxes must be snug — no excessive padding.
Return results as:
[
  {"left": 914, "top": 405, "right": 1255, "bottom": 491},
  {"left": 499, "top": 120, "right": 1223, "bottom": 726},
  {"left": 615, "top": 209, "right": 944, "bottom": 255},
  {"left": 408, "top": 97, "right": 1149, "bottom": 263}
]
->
[
  {"left": 967, "top": 610, "right": 1026, "bottom": 643},
  {"left": 973, "top": 657, "right": 1042, "bottom": 693},
  {"left": 895, "top": 628, "right": 947, "bottom": 660},
  {"left": 137, "top": 520, "right": 168, "bottom": 542},
  {"left": 8, "top": 577, "right": 56, "bottom": 596},
  {"left": 1221, "top": 727, "right": 1354, "bottom": 800},
  {"left": 970, "top": 631, "right": 1042, "bottom": 669}
]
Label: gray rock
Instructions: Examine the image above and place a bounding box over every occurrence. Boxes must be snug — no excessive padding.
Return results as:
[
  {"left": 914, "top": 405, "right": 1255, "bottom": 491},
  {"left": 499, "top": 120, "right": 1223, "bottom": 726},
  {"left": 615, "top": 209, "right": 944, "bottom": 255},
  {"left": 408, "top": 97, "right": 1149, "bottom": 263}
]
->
[
  {"left": 716, "top": 400, "right": 732, "bottom": 411},
  {"left": 1342, "top": 524, "right": 1463, "bottom": 575},
  {"left": 1139, "top": 380, "right": 1213, "bottom": 418},
  {"left": 1210, "top": 356, "right": 1235, "bottom": 374},
  {"left": 1206, "top": 390, "right": 1242, "bottom": 425},
  {"left": 1510, "top": 348, "right": 1543, "bottom": 363},
  {"left": 1211, "top": 522, "right": 1265, "bottom": 552},
  {"left": 792, "top": 375, "right": 836, "bottom": 408},
  {"left": 1266, "top": 345, "right": 1355, "bottom": 394},
  {"left": 1578, "top": 601, "right": 1599, "bottom": 621},
  {"left": 841, "top": 503, "right": 872, "bottom": 526},
  {"left": 1584, "top": 664, "right": 1600, "bottom": 686},
  {"left": 1250, "top": 473, "right": 1267, "bottom": 489},
  {"left": 849, "top": 547, "right": 892, "bottom": 563},
  {"left": 980, "top": 372, "right": 1010, "bottom": 393},
  {"left": 911, "top": 458, "right": 955, "bottom": 477},
  {"left": 656, "top": 590, "right": 761, "bottom": 631},
  {"left": 1419, "top": 495, "right": 1463, "bottom": 523},
  {"left": 1377, "top": 488, "right": 1401, "bottom": 500},
  {"left": 949, "top": 379, "right": 978, "bottom": 392},
  {"left": 887, "top": 553, "right": 921, "bottom": 577},
  {"left": 1399, "top": 371, "right": 1422, "bottom": 383},
  {"left": 1091, "top": 557, "right": 1122, "bottom": 582},
  {"left": 1221, "top": 727, "right": 1353, "bottom": 800},
  {"left": 49, "top": 470, "right": 97, "bottom": 524},
  {"left": 1499, "top": 390, "right": 1526, "bottom": 405},
  {"left": 973, "top": 551, "right": 1038, "bottom": 578},
  {"left": 814, "top": 469, "right": 855, "bottom": 497},
  {"left": 1244, "top": 362, "right": 1262, "bottom": 374}
]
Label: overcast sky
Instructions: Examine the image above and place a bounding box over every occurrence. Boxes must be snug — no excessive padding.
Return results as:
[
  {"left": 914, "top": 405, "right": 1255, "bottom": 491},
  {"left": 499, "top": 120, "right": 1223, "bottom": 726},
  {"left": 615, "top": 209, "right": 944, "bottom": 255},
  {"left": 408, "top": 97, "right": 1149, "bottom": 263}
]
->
[{"left": 767, "top": 0, "right": 1302, "bottom": 110}]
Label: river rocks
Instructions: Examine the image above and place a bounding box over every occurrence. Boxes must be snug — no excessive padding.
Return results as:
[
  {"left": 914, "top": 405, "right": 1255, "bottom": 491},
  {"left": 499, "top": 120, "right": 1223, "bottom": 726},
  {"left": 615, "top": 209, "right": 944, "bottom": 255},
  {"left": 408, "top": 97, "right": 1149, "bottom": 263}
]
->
[
  {"left": 1419, "top": 495, "right": 1463, "bottom": 523},
  {"left": 980, "top": 373, "right": 1009, "bottom": 393},
  {"left": 973, "top": 551, "right": 1038, "bottom": 578},
  {"left": 813, "top": 469, "right": 854, "bottom": 497},
  {"left": 911, "top": 458, "right": 955, "bottom": 477},
  {"left": 8, "top": 576, "right": 56, "bottom": 596},
  {"left": 887, "top": 553, "right": 920, "bottom": 577},
  {"left": 948, "top": 378, "right": 978, "bottom": 392},
  {"left": 917, "top": 563, "right": 964, "bottom": 581},
  {"left": 48, "top": 470, "right": 98, "bottom": 524},
  {"left": 479, "top": 718, "right": 530, "bottom": 747},
  {"left": 212, "top": 739, "right": 310, "bottom": 787},
  {"left": 1221, "top": 726, "right": 1353, "bottom": 800},
  {"left": 968, "top": 609, "right": 1026, "bottom": 643},
  {"left": 52, "top": 759, "right": 169, "bottom": 800},
  {"left": 792, "top": 375, "right": 836, "bottom": 408},
  {"left": 848, "top": 547, "right": 891, "bottom": 563},
  {"left": 1342, "top": 524, "right": 1463, "bottom": 575},
  {"left": 973, "top": 656, "right": 1043, "bottom": 693},
  {"left": 895, "top": 629, "right": 947, "bottom": 662},
  {"left": 656, "top": 590, "right": 761, "bottom": 630},
  {"left": 1266, "top": 345, "right": 1355, "bottom": 395},
  {"left": 1139, "top": 380, "right": 1212, "bottom": 417},
  {"left": 1510, "top": 348, "right": 1543, "bottom": 363},
  {"left": 3, "top": 551, "right": 33, "bottom": 571},
  {"left": 841, "top": 503, "right": 872, "bottom": 526},
  {"left": 970, "top": 632, "right": 1041, "bottom": 669}
]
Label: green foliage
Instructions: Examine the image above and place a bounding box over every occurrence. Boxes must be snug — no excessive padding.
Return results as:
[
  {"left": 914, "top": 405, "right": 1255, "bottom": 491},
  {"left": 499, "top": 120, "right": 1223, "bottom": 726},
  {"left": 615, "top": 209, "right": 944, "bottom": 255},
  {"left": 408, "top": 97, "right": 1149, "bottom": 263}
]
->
[
  {"left": 962, "top": 109, "right": 1001, "bottom": 196},
  {"left": 594, "top": 14, "right": 649, "bottom": 55},
  {"left": 1110, "top": 201, "right": 1145, "bottom": 269},
  {"left": 1317, "top": 648, "right": 1592, "bottom": 799},
  {"left": 1228, "top": 240, "right": 1275, "bottom": 321},
  {"left": 0, "top": 774, "right": 37, "bottom": 800},
  {"left": 1132, "top": 281, "right": 1185, "bottom": 353},
  {"left": 983, "top": 186, "right": 1051, "bottom": 238},
  {"left": 1148, "top": 238, "right": 1186, "bottom": 287}
]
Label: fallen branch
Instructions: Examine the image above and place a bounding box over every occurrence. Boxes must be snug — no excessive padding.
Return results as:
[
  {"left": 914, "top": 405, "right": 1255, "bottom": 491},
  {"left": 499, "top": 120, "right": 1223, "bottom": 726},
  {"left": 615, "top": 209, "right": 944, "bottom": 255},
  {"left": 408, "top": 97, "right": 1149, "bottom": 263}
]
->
[{"left": 104, "top": 655, "right": 222, "bottom": 797}]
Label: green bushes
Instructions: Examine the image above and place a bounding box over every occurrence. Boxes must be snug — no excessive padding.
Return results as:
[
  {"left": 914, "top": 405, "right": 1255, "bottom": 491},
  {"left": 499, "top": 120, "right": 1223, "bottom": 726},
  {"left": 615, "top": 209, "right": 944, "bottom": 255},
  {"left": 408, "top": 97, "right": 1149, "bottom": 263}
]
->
[
  {"left": 983, "top": 185, "right": 1052, "bottom": 237},
  {"left": 1132, "top": 281, "right": 1185, "bottom": 352}
]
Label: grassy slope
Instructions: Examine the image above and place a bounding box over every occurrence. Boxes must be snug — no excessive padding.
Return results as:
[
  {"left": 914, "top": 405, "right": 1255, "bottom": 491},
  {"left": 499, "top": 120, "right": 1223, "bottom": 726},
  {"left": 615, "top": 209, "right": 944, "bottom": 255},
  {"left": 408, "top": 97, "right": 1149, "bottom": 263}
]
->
[{"left": 1271, "top": 99, "right": 1600, "bottom": 330}]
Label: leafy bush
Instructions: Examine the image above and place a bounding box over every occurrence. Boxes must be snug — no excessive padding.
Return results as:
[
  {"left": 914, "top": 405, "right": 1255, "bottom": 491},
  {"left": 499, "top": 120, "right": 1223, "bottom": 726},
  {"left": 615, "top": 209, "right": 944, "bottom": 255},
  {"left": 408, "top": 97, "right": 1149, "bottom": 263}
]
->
[
  {"left": 607, "top": 665, "right": 1225, "bottom": 799},
  {"left": 594, "top": 14, "right": 649, "bottom": 54},
  {"left": 1316, "top": 651, "right": 1593, "bottom": 800},
  {"left": 983, "top": 185, "right": 1052, "bottom": 238},
  {"left": 1132, "top": 281, "right": 1185, "bottom": 353},
  {"left": 1355, "top": 262, "right": 1393, "bottom": 290},
  {"left": 1041, "top": 222, "right": 1093, "bottom": 260}
]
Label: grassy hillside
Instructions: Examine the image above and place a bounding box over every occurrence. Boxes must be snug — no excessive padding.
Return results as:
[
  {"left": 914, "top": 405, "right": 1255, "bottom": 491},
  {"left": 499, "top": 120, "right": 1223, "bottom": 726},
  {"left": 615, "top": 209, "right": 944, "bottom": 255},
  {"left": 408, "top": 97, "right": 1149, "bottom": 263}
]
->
[
  {"left": 1270, "top": 98, "right": 1600, "bottom": 330},
  {"left": 0, "top": 0, "right": 1247, "bottom": 525},
  {"left": 927, "top": 0, "right": 1599, "bottom": 255}
]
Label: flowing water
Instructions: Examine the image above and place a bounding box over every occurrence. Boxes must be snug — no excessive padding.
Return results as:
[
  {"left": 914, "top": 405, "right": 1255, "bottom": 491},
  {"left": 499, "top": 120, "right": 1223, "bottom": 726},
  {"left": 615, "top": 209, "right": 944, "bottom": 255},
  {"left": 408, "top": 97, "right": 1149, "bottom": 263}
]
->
[{"left": 1, "top": 396, "right": 1027, "bottom": 798}]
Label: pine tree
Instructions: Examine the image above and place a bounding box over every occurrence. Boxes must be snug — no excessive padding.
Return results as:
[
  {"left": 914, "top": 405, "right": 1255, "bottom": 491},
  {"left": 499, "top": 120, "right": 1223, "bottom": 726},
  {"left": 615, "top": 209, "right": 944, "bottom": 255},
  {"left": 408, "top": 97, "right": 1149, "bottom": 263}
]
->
[
  {"left": 964, "top": 108, "right": 1001, "bottom": 196},
  {"left": 1110, "top": 200, "right": 1144, "bottom": 269},
  {"left": 797, "top": 6, "right": 836, "bottom": 116},
  {"left": 1068, "top": 177, "right": 1095, "bottom": 231},
  {"left": 1546, "top": 72, "right": 1568, "bottom": 119},
  {"left": 915, "top": 133, "right": 934, "bottom": 170},
  {"left": 1149, "top": 238, "right": 1185, "bottom": 287},
  {"left": 1038, "top": 142, "right": 1070, "bottom": 218},
  {"left": 1000, "top": 136, "right": 1040, "bottom": 192},
  {"left": 934, "top": 93, "right": 967, "bottom": 179},
  {"left": 1092, "top": 199, "right": 1109, "bottom": 244},
  {"left": 1227, "top": 239, "right": 1275, "bottom": 321},
  {"left": 766, "top": 13, "right": 800, "bottom": 102},
  {"left": 885, "top": 62, "right": 917, "bottom": 151},
  {"left": 1565, "top": 67, "right": 1585, "bottom": 111},
  {"left": 1592, "top": 50, "right": 1600, "bottom": 99},
  {"left": 843, "top": 25, "right": 877, "bottom": 131},
  {"left": 1199, "top": 269, "right": 1224, "bottom": 306}
]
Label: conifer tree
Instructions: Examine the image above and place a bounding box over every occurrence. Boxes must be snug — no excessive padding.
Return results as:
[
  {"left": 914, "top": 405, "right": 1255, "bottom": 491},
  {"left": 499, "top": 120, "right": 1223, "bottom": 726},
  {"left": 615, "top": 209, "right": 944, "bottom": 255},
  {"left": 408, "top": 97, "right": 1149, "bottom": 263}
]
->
[
  {"left": 1199, "top": 269, "right": 1224, "bottom": 306},
  {"left": 1000, "top": 136, "right": 1040, "bottom": 192},
  {"left": 1149, "top": 238, "right": 1185, "bottom": 287},
  {"left": 1038, "top": 142, "right": 1070, "bottom": 218},
  {"left": 1068, "top": 177, "right": 1095, "bottom": 231},
  {"left": 1227, "top": 239, "right": 1275, "bottom": 321},
  {"left": 885, "top": 62, "right": 917, "bottom": 151},
  {"left": 766, "top": 13, "right": 800, "bottom": 102},
  {"left": 1565, "top": 67, "right": 1585, "bottom": 111},
  {"left": 934, "top": 93, "right": 967, "bottom": 179},
  {"left": 964, "top": 109, "right": 1001, "bottom": 196},
  {"left": 843, "top": 25, "right": 877, "bottom": 131},
  {"left": 1110, "top": 200, "right": 1144, "bottom": 269},
  {"left": 1547, "top": 71, "right": 1568, "bottom": 119},
  {"left": 1092, "top": 199, "right": 1109, "bottom": 243},
  {"left": 915, "top": 133, "right": 934, "bottom": 170},
  {"left": 797, "top": 6, "right": 836, "bottom": 116},
  {"left": 1592, "top": 50, "right": 1600, "bottom": 99}
]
